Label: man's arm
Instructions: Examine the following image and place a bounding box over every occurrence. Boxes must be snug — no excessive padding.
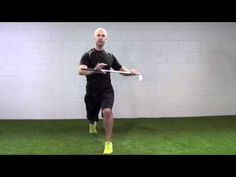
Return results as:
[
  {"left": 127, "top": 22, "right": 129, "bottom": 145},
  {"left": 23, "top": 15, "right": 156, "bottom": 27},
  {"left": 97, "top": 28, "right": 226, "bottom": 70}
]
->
[
  {"left": 119, "top": 66, "right": 139, "bottom": 76},
  {"left": 78, "top": 63, "right": 107, "bottom": 76},
  {"left": 78, "top": 65, "right": 94, "bottom": 76}
]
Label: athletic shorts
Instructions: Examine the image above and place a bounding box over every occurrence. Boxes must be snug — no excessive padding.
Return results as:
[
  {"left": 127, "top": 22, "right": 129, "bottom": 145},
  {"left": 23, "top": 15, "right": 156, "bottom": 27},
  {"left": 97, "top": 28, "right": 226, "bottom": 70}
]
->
[{"left": 84, "top": 86, "right": 114, "bottom": 123}]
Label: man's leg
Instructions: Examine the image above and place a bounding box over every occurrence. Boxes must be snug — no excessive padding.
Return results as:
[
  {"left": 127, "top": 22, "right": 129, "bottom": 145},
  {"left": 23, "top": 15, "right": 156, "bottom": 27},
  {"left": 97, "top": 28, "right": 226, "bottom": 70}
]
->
[
  {"left": 102, "top": 108, "right": 113, "bottom": 154},
  {"left": 101, "top": 87, "right": 115, "bottom": 154},
  {"left": 84, "top": 94, "right": 100, "bottom": 134},
  {"left": 102, "top": 108, "right": 113, "bottom": 142}
]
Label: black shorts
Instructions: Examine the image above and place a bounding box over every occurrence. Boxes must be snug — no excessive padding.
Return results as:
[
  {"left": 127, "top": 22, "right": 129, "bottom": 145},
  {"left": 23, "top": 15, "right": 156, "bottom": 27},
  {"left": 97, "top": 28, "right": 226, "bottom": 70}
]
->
[{"left": 84, "top": 86, "right": 114, "bottom": 123}]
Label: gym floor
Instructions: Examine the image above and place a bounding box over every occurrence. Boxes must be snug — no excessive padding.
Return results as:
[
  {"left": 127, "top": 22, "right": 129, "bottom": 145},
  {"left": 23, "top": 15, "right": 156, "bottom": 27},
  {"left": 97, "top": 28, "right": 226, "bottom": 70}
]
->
[{"left": 0, "top": 115, "right": 236, "bottom": 155}]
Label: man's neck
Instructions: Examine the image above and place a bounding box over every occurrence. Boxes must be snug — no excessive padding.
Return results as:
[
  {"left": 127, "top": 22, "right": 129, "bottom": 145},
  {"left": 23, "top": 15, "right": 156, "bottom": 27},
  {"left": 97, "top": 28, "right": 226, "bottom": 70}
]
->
[{"left": 95, "top": 46, "right": 104, "bottom": 51}]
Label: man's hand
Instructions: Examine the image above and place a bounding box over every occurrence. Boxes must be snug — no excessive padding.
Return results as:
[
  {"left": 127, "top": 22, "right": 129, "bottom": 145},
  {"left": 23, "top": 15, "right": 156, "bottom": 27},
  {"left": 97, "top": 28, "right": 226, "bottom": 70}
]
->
[
  {"left": 119, "top": 66, "right": 139, "bottom": 76},
  {"left": 129, "top": 69, "right": 139, "bottom": 75},
  {"left": 94, "top": 63, "right": 107, "bottom": 74},
  {"left": 94, "top": 63, "right": 107, "bottom": 70}
]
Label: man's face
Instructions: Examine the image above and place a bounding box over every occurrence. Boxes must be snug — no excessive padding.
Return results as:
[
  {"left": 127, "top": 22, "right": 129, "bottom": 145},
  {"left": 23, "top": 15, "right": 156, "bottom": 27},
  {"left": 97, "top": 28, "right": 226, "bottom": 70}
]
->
[{"left": 94, "top": 30, "right": 107, "bottom": 47}]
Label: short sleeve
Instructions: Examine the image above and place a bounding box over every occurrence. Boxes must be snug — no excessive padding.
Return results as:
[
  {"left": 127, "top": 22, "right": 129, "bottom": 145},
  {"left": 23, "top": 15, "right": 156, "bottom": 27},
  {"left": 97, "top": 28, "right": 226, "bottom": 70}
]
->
[
  {"left": 80, "top": 52, "right": 89, "bottom": 66},
  {"left": 111, "top": 54, "right": 122, "bottom": 70}
]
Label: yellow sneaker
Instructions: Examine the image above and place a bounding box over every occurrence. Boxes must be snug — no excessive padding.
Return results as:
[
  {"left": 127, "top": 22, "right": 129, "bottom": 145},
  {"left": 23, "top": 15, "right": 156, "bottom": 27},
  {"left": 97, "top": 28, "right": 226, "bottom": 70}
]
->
[
  {"left": 89, "top": 122, "right": 97, "bottom": 134},
  {"left": 103, "top": 142, "right": 113, "bottom": 155}
]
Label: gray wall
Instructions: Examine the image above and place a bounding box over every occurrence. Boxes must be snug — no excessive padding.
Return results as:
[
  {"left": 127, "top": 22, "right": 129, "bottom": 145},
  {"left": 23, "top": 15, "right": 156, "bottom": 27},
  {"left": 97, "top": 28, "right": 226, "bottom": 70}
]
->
[{"left": 0, "top": 22, "right": 236, "bottom": 119}]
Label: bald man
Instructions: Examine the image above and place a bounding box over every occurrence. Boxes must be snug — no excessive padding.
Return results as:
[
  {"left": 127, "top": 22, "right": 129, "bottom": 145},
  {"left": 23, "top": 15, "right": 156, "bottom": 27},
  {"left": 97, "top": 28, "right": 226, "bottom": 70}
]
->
[{"left": 79, "top": 28, "right": 139, "bottom": 154}]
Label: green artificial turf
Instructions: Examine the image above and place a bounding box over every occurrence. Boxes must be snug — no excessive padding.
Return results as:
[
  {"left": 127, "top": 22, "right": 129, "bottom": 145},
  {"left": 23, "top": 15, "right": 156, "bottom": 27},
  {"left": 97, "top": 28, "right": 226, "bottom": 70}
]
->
[{"left": 0, "top": 116, "right": 236, "bottom": 155}]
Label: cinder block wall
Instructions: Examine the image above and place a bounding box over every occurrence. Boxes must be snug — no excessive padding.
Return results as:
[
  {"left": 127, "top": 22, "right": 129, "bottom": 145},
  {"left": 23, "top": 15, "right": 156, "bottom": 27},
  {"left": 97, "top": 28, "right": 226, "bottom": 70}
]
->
[{"left": 0, "top": 22, "right": 235, "bottom": 119}]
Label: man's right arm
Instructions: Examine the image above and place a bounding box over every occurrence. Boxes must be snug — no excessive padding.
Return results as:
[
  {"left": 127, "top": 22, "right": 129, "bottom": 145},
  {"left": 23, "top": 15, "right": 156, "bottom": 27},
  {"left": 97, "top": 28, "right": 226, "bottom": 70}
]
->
[
  {"left": 78, "top": 63, "right": 107, "bottom": 76},
  {"left": 79, "top": 52, "right": 95, "bottom": 76},
  {"left": 78, "top": 65, "right": 95, "bottom": 76}
]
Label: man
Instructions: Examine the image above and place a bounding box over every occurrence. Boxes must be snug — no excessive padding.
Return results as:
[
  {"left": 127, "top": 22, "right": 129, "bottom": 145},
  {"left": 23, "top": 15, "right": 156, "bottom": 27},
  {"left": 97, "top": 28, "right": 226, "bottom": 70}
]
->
[{"left": 79, "top": 27, "right": 139, "bottom": 154}]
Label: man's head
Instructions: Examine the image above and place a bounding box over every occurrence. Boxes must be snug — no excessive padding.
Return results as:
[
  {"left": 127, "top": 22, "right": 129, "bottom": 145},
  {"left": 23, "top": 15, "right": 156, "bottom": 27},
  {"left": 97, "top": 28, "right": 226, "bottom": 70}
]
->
[{"left": 94, "top": 28, "right": 108, "bottom": 49}]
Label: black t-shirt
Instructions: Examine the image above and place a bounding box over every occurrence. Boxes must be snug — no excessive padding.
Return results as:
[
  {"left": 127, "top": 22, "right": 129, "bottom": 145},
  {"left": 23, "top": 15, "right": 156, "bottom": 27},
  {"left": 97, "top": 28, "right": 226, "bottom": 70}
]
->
[{"left": 80, "top": 48, "right": 122, "bottom": 96}]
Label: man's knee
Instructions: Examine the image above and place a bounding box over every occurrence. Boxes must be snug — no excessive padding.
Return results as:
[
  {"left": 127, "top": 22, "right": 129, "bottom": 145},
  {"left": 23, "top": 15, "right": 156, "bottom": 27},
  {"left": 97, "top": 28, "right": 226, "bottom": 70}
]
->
[{"left": 102, "top": 108, "right": 112, "bottom": 118}]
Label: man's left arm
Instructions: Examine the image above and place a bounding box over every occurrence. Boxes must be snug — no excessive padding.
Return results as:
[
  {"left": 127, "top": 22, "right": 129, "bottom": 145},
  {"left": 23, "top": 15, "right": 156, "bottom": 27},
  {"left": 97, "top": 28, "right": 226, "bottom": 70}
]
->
[
  {"left": 111, "top": 54, "right": 139, "bottom": 76},
  {"left": 119, "top": 66, "right": 139, "bottom": 76}
]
